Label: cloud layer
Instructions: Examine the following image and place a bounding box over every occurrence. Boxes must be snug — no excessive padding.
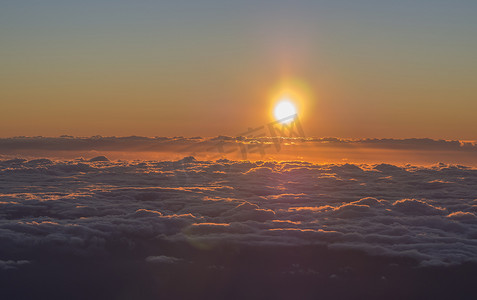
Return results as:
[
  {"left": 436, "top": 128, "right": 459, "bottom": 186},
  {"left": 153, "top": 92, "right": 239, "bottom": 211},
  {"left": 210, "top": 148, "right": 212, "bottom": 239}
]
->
[
  {"left": 1, "top": 157, "right": 477, "bottom": 268},
  {"left": 2, "top": 136, "right": 477, "bottom": 165}
]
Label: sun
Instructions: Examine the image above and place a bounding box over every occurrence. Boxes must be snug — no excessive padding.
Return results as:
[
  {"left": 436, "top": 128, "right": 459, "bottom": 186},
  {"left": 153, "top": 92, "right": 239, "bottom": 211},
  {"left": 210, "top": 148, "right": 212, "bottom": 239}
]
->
[{"left": 274, "top": 99, "right": 297, "bottom": 124}]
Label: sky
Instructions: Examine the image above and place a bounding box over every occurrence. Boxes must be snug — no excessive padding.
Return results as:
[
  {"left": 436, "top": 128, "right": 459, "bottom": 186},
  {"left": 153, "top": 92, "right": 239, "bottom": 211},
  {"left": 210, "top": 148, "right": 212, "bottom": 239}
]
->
[{"left": 1, "top": 1, "right": 477, "bottom": 139}]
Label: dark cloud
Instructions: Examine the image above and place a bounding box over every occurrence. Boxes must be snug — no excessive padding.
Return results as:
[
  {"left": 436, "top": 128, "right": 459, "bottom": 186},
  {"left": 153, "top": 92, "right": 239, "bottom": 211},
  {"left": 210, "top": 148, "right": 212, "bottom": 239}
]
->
[
  {"left": 1, "top": 136, "right": 476, "bottom": 152},
  {"left": 1, "top": 158, "right": 477, "bottom": 266},
  {"left": 0, "top": 259, "right": 30, "bottom": 270},
  {"left": 2, "top": 136, "right": 477, "bottom": 165},
  {"left": 2, "top": 157, "right": 477, "bottom": 298}
]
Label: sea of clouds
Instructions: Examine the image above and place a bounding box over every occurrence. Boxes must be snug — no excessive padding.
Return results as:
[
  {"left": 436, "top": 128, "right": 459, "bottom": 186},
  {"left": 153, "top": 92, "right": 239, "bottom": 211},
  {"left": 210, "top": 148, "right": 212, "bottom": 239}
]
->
[
  {"left": 2, "top": 136, "right": 477, "bottom": 165},
  {"left": 1, "top": 156, "right": 477, "bottom": 270}
]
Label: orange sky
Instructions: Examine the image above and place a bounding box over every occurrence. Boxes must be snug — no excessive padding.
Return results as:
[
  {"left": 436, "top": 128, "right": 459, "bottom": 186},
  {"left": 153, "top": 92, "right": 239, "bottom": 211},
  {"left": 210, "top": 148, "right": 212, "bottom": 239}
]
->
[{"left": 1, "top": 1, "right": 477, "bottom": 139}]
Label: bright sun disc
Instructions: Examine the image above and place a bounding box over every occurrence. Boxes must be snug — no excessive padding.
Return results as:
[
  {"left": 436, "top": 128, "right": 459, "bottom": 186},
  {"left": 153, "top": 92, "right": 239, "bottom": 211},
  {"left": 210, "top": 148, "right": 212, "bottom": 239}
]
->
[{"left": 274, "top": 99, "right": 297, "bottom": 124}]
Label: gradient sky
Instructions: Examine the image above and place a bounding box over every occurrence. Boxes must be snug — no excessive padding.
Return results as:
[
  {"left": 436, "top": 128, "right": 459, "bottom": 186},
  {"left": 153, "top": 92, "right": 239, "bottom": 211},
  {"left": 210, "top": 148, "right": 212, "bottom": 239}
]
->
[{"left": 1, "top": 1, "right": 476, "bottom": 139}]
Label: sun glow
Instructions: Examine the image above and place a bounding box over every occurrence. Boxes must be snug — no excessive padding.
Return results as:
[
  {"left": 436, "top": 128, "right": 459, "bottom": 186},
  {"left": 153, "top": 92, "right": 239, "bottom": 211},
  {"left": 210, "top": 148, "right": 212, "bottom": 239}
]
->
[
  {"left": 274, "top": 99, "right": 297, "bottom": 124},
  {"left": 268, "top": 78, "right": 313, "bottom": 125}
]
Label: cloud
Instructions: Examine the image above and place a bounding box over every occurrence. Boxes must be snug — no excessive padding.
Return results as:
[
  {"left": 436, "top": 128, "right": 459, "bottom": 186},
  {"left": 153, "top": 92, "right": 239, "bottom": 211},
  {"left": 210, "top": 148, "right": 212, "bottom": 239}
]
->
[
  {"left": 89, "top": 156, "right": 109, "bottom": 162},
  {"left": 1, "top": 136, "right": 476, "bottom": 152},
  {"left": 145, "top": 255, "right": 183, "bottom": 264},
  {"left": 2, "top": 136, "right": 477, "bottom": 165},
  {"left": 1, "top": 157, "right": 477, "bottom": 270},
  {"left": 447, "top": 211, "right": 477, "bottom": 221},
  {"left": 392, "top": 199, "right": 447, "bottom": 216},
  {"left": 0, "top": 259, "right": 30, "bottom": 270}
]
